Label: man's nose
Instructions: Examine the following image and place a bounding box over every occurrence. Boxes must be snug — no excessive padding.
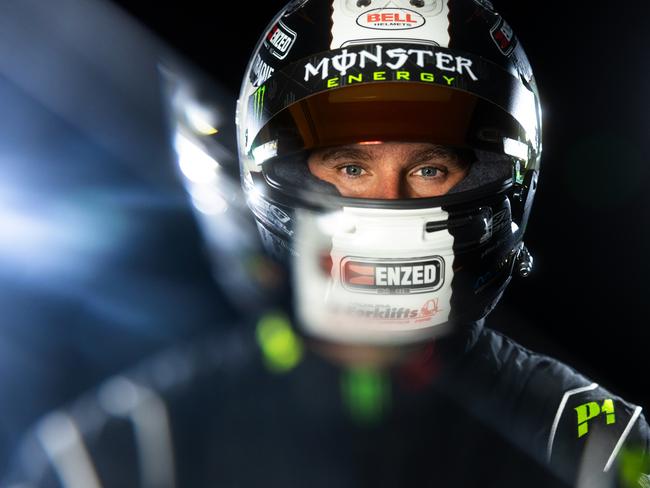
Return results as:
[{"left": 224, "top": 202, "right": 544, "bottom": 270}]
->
[{"left": 373, "top": 172, "right": 407, "bottom": 199}]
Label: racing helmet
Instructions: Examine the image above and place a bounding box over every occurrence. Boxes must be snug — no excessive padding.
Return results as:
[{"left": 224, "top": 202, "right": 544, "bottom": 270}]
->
[{"left": 236, "top": 0, "right": 542, "bottom": 346}]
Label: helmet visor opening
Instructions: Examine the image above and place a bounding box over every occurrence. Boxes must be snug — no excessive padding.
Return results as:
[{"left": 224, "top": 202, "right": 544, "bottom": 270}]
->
[
  {"left": 250, "top": 82, "right": 523, "bottom": 203},
  {"left": 251, "top": 82, "right": 525, "bottom": 162}
]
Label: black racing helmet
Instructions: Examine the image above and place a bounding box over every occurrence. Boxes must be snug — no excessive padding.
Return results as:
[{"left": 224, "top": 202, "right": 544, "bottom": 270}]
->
[{"left": 236, "top": 0, "right": 541, "bottom": 345}]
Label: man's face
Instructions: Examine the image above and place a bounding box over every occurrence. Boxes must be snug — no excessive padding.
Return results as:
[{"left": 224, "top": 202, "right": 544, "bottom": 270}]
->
[{"left": 307, "top": 142, "right": 470, "bottom": 199}]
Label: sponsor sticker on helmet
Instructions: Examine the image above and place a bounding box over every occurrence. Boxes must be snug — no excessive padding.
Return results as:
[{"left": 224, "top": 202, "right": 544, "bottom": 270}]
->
[
  {"left": 264, "top": 21, "right": 297, "bottom": 60},
  {"left": 490, "top": 17, "right": 517, "bottom": 56},
  {"left": 249, "top": 54, "right": 275, "bottom": 87},
  {"left": 342, "top": 257, "right": 444, "bottom": 294},
  {"left": 331, "top": 298, "right": 442, "bottom": 324},
  {"left": 331, "top": 0, "right": 449, "bottom": 48},
  {"left": 302, "top": 45, "right": 478, "bottom": 84},
  {"left": 356, "top": 8, "right": 426, "bottom": 31}
]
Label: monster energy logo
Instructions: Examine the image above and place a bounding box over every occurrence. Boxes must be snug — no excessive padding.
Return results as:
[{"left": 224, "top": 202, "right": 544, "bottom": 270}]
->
[
  {"left": 303, "top": 45, "right": 479, "bottom": 82},
  {"left": 253, "top": 85, "right": 266, "bottom": 119},
  {"left": 575, "top": 399, "right": 616, "bottom": 438}
]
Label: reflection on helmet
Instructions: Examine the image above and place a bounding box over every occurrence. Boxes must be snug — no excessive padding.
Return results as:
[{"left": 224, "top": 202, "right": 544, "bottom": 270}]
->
[{"left": 236, "top": 0, "right": 542, "bottom": 346}]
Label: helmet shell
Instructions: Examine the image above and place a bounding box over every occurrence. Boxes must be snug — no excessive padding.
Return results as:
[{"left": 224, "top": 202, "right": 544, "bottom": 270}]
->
[{"left": 235, "top": 0, "right": 542, "bottom": 345}]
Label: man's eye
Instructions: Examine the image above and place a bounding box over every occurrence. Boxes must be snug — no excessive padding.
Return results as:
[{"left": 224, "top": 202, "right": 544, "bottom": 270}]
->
[
  {"left": 415, "top": 166, "right": 444, "bottom": 178},
  {"left": 341, "top": 165, "right": 365, "bottom": 177}
]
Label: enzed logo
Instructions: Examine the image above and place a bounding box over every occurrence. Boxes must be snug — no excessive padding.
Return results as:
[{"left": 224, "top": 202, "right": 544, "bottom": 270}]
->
[
  {"left": 575, "top": 399, "right": 616, "bottom": 438},
  {"left": 264, "top": 21, "right": 297, "bottom": 59},
  {"left": 341, "top": 257, "right": 444, "bottom": 294},
  {"left": 357, "top": 8, "right": 425, "bottom": 30}
]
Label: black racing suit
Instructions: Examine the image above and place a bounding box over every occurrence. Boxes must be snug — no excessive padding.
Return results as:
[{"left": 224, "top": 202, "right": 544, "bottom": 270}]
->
[{"left": 4, "top": 319, "right": 649, "bottom": 488}]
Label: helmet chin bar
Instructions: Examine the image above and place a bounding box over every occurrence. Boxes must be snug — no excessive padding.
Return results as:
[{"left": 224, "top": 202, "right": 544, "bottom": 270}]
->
[
  {"left": 280, "top": 189, "right": 518, "bottom": 346},
  {"left": 293, "top": 206, "right": 457, "bottom": 345}
]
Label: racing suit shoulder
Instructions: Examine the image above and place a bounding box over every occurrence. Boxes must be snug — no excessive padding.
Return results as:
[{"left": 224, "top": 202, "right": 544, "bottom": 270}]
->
[{"left": 468, "top": 326, "right": 650, "bottom": 486}]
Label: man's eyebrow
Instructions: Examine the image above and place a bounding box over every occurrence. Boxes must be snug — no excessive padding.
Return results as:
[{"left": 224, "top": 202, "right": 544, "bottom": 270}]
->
[
  {"left": 314, "top": 146, "right": 372, "bottom": 163},
  {"left": 411, "top": 146, "right": 454, "bottom": 161},
  {"left": 410, "top": 146, "right": 468, "bottom": 167}
]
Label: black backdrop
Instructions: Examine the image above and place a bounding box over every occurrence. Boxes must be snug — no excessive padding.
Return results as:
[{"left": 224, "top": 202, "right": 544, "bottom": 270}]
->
[{"left": 109, "top": 0, "right": 650, "bottom": 405}]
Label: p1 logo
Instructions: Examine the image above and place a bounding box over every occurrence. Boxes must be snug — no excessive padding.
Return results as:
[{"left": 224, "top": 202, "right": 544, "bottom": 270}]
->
[{"left": 575, "top": 398, "right": 616, "bottom": 438}]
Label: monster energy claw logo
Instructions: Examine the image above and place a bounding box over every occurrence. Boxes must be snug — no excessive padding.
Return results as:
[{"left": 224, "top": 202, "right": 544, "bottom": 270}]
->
[{"left": 253, "top": 85, "right": 266, "bottom": 120}]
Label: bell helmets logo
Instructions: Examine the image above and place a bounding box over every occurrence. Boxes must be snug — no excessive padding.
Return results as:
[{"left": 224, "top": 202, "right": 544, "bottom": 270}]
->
[
  {"left": 341, "top": 257, "right": 444, "bottom": 294},
  {"left": 264, "top": 21, "right": 297, "bottom": 60},
  {"left": 356, "top": 8, "right": 426, "bottom": 30}
]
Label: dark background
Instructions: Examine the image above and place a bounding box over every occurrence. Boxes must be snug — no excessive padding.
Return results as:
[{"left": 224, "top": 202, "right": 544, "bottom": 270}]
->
[{"left": 0, "top": 0, "right": 648, "bottom": 477}]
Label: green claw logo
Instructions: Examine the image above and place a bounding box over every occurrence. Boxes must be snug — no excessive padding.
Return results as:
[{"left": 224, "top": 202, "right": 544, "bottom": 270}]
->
[
  {"left": 253, "top": 85, "right": 266, "bottom": 120},
  {"left": 575, "top": 399, "right": 616, "bottom": 438}
]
